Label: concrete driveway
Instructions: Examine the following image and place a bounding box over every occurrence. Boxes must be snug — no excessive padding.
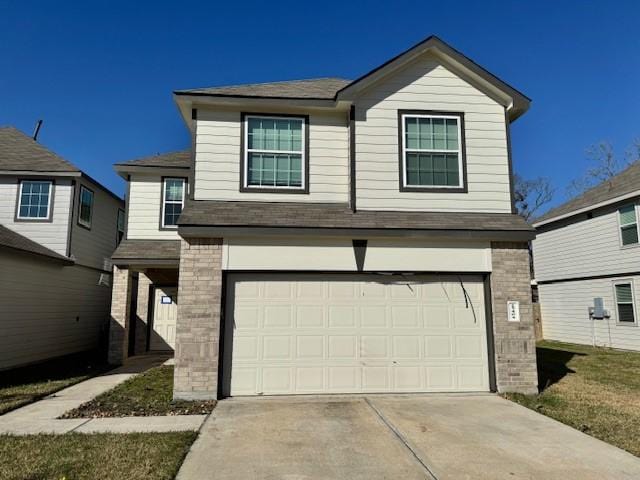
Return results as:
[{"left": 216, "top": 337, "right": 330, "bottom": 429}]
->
[{"left": 177, "top": 394, "right": 640, "bottom": 480}]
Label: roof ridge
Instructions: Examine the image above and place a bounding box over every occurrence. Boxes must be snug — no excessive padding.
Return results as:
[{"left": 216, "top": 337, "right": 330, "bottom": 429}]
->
[{"left": 176, "top": 76, "right": 350, "bottom": 93}]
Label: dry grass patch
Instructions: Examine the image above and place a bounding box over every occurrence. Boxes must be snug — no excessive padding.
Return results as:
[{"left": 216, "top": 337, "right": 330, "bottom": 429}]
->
[
  {"left": 0, "top": 431, "right": 196, "bottom": 480},
  {"left": 506, "top": 341, "right": 640, "bottom": 456},
  {"left": 61, "top": 365, "right": 216, "bottom": 418}
]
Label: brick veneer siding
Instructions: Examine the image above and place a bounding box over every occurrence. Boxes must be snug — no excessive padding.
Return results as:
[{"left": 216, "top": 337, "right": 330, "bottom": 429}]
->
[
  {"left": 134, "top": 272, "right": 151, "bottom": 355},
  {"left": 173, "top": 238, "right": 223, "bottom": 400},
  {"left": 108, "top": 266, "right": 132, "bottom": 365},
  {"left": 490, "top": 242, "right": 538, "bottom": 394}
]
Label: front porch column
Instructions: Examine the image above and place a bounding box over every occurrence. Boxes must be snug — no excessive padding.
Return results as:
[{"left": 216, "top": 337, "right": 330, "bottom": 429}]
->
[
  {"left": 108, "top": 266, "right": 133, "bottom": 365},
  {"left": 134, "top": 272, "right": 152, "bottom": 355},
  {"left": 173, "top": 238, "right": 223, "bottom": 400},
  {"left": 490, "top": 242, "right": 538, "bottom": 394}
]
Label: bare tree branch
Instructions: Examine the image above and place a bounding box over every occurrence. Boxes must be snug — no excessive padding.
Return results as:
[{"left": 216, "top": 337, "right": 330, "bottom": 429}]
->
[{"left": 514, "top": 174, "right": 555, "bottom": 221}]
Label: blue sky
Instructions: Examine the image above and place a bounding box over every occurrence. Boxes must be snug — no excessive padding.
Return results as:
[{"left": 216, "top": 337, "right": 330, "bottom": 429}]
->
[{"left": 1, "top": 1, "right": 639, "bottom": 208}]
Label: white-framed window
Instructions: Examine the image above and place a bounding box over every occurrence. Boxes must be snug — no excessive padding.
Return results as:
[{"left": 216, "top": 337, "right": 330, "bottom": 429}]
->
[
  {"left": 116, "top": 208, "right": 125, "bottom": 245},
  {"left": 16, "top": 180, "right": 53, "bottom": 220},
  {"left": 613, "top": 281, "right": 636, "bottom": 324},
  {"left": 243, "top": 115, "right": 305, "bottom": 190},
  {"left": 400, "top": 112, "right": 465, "bottom": 190},
  {"left": 161, "top": 177, "right": 185, "bottom": 228},
  {"left": 78, "top": 185, "right": 94, "bottom": 229},
  {"left": 618, "top": 204, "right": 638, "bottom": 246}
]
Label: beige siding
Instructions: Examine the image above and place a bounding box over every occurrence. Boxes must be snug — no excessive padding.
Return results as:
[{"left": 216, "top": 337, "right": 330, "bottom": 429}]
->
[
  {"left": 539, "top": 277, "right": 640, "bottom": 351},
  {"left": 355, "top": 54, "right": 511, "bottom": 212},
  {"left": 532, "top": 204, "right": 640, "bottom": 282},
  {"left": 0, "top": 251, "right": 112, "bottom": 370},
  {"left": 127, "top": 174, "right": 180, "bottom": 240},
  {"left": 70, "top": 178, "right": 124, "bottom": 271},
  {"left": 194, "top": 109, "right": 350, "bottom": 203},
  {"left": 0, "top": 176, "right": 72, "bottom": 255}
]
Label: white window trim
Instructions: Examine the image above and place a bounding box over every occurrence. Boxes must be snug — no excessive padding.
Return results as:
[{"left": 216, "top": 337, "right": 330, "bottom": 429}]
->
[
  {"left": 401, "top": 113, "right": 464, "bottom": 189},
  {"left": 16, "top": 179, "right": 53, "bottom": 220},
  {"left": 612, "top": 279, "right": 638, "bottom": 326},
  {"left": 161, "top": 177, "right": 186, "bottom": 229},
  {"left": 617, "top": 203, "right": 639, "bottom": 249},
  {"left": 243, "top": 114, "right": 306, "bottom": 190},
  {"left": 78, "top": 185, "right": 94, "bottom": 229}
]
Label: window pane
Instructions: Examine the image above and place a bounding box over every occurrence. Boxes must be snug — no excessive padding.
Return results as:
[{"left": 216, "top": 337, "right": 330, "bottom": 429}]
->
[
  {"left": 405, "top": 153, "right": 459, "bottom": 187},
  {"left": 165, "top": 179, "right": 183, "bottom": 201},
  {"left": 406, "top": 118, "right": 419, "bottom": 149},
  {"left": 19, "top": 181, "right": 51, "bottom": 218},
  {"left": 619, "top": 205, "right": 637, "bottom": 226},
  {"left": 79, "top": 187, "right": 93, "bottom": 225},
  {"left": 117, "top": 210, "right": 125, "bottom": 231},
  {"left": 446, "top": 119, "right": 458, "bottom": 150},
  {"left": 164, "top": 203, "right": 183, "bottom": 226},
  {"left": 615, "top": 283, "right": 633, "bottom": 304},
  {"left": 405, "top": 116, "right": 459, "bottom": 151},
  {"left": 621, "top": 224, "right": 639, "bottom": 245},
  {"left": 618, "top": 304, "right": 635, "bottom": 323},
  {"left": 432, "top": 118, "right": 446, "bottom": 149},
  {"left": 247, "top": 153, "right": 301, "bottom": 187}
]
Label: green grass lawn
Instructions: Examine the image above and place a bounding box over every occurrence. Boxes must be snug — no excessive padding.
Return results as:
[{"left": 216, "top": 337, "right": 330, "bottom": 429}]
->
[
  {"left": 506, "top": 340, "right": 640, "bottom": 457},
  {"left": 0, "top": 431, "right": 196, "bottom": 480},
  {"left": 0, "top": 351, "right": 110, "bottom": 415},
  {"left": 62, "top": 365, "right": 216, "bottom": 418}
]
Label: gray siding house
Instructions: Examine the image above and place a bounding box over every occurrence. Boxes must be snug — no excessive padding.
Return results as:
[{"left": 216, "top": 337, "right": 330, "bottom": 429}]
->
[
  {"left": 110, "top": 36, "right": 539, "bottom": 400},
  {"left": 532, "top": 161, "right": 640, "bottom": 351},
  {"left": 0, "top": 127, "right": 124, "bottom": 369}
]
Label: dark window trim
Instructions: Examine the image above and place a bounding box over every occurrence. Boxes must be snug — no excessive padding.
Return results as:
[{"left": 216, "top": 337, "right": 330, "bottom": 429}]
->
[
  {"left": 239, "top": 112, "right": 310, "bottom": 194},
  {"left": 14, "top": 178, "right": 56, "bottom": 223},
  {"left": 397, "top": 109, "right": 468, "bottom": 193},
  {"left": 159, "top": 176, "right": 187, "bottom": 231},
  {"left": 77, "top": 184, "right": 94, "bottom": 231},
  {"left": 613, "top": 280, "right": 637, "bottom": 326},
  {"left": 116, "top": 208, "right": 126, "bottom": 245}
]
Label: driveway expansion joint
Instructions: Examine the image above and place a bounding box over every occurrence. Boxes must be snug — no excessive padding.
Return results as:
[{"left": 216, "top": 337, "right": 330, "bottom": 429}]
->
[{"left": 364, "top": 397, "right": 439, "bottom": 480}]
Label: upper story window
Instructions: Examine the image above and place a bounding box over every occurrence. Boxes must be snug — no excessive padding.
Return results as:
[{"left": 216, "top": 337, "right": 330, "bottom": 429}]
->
[
  {"left": 116, "top": 208, "right": 125, "bottom": 245},
  {"left": 618, "top": 204, "right": 638, "bottom": 246},
  {"left": 78, "top": 185, "right": 94, "bottom": 229},
  {"left": 162, "top": 177, "right": 185, "bottom": 228},
  {"left": 399, "top": 111, "right": 466, "bottom": 192},
  {"left": 16, "top": 180, "right": 53, "bottom": 221},
  {"left": 241, "top": 114, "right": 308, "bottom": 193},
  {"left": 614, "top": 281, "right": 636, "bottom": 324}
]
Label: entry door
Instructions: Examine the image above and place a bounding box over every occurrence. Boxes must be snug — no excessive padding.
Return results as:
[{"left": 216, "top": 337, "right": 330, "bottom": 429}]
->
[
  {"left": 224, "top": 274, "right": 490, "bottom": 396},
  {"left": 150, "top": 287, "right": 178, "bottom": 351}
]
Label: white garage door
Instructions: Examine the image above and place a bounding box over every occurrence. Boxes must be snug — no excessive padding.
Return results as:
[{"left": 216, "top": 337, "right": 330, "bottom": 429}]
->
[{"left": 223, "top": 274, "right": 490, "bottom": 396}]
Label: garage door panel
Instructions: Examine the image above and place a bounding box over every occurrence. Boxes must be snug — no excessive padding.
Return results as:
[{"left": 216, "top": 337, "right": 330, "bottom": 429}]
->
[{"left": 225, "top": 274, "right": 489, "bottom": 396}]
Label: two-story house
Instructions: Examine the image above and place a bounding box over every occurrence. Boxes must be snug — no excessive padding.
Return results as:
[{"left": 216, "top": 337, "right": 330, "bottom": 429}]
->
[
  {"left": 109, "top": 36, "right": 538, "bottom": 400},
  {"left": 532, "top": 162, "right": 640, "bottom": 351},
  {"left": 0, "top": 126, "right": 124, "bottom": 369}
]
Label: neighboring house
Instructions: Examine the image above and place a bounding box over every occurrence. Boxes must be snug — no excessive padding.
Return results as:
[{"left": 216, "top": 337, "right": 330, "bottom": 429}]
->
[
  {"left": 532, "top": 162, "right": 640, "bottom": 351},
  {"left": 110, "top": 35, "right": 538, "bottom": 400},
  {"left": 0, "top": 127, "right": 124, "bottom": 369}
]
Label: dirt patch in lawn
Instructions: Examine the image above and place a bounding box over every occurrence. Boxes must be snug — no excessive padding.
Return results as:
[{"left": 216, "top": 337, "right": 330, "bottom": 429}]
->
[
  {"left": 505, "top": 340, "right": 640, "bottom": 457},
  {"left": 0, "top": 431, "right": 196, "bottom": 480},
  {"left": 61, "top": 365, "right": 216, "bottom": 418}
]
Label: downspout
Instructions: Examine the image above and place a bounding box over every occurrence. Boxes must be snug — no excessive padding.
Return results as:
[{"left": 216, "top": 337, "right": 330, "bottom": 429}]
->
[{"left": 349, "top": 105, "right": 356, "bottom": 212}]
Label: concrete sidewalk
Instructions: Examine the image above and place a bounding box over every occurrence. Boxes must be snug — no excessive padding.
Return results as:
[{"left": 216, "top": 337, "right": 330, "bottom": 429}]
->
[{"left": 0, "top": 354, "right": 207, "bottom": 435}]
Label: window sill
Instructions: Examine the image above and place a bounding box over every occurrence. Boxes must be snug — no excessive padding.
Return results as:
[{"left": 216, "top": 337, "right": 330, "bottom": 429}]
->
[
  {"left": 240, "top": 186, "right": 309, "bottom": 194},
  {"left": 400, "top": 185, "right": 467, "bottom": 194}
]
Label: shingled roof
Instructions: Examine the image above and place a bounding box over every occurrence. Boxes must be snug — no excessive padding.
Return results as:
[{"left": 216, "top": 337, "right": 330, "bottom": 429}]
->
[
  {"left": 178, "top": 201, "right": 534, "bottom": 239},
  {"left": 0, "top": 225, "right": 73, "bottom": 264},
  {"left": 175, "top": 78, "right": 351, "bottom": 100},
  {"left": 115, "top": 150, "right": 191, "bottom": 169},
  {"left": 534, "top": 161, "right": 640, "bottom": 226},
  {"left": 0, "top": 127, "right": 79, "bottom": 173},
  {"left": 112, "top": 239, "right": 181, "bottom": 265}
]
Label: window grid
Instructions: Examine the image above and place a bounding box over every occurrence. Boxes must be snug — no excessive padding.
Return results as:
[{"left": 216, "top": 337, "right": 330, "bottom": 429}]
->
[
  {"left": 619, "top": 204, "right": 639, "bottom": 246},
  {"left": 245, "top": 116, "right": 304, "bottom": 189},
  {"left": 18, "top": 180, "right": 52, "bottom": 219},
  {"left": 402, "top": 114, "right": 463, "bottom": 189},
  {"left": 614, "top": 282, "right": 636, "bottom": 324},
  {"left": 162, "top": 178, "right": 184, "bottom": 228}
]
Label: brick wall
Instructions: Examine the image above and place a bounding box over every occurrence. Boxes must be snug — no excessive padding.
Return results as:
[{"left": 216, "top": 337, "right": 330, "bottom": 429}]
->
[
  {"left": 173, "top": 238, "right": 223, "bottom": 400},
  {"left": 108, "top": 266, "right": 132, "bottom": 365},
  {"left": 134, "top": 272, "right": 151, "bottom": 355},
  {"left": 490, "top": 242, "right": 539, "bottom": 394}
]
